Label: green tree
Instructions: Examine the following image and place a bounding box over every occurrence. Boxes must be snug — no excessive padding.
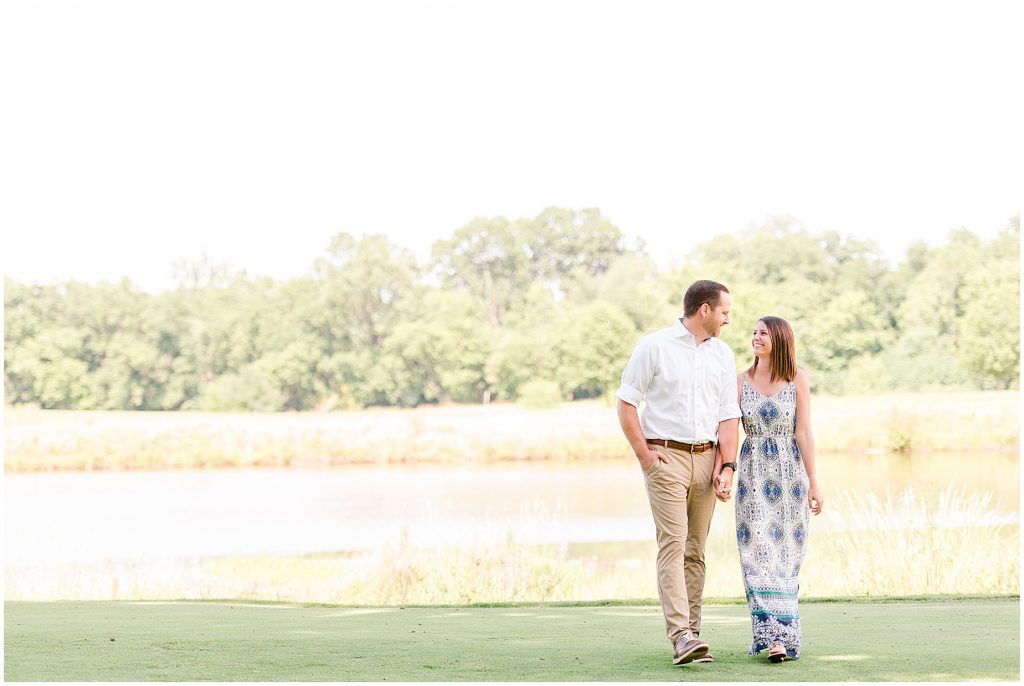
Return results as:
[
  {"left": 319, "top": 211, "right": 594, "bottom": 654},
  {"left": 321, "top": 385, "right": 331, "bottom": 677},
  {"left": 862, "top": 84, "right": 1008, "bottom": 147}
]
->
[
  {"left": 890, "top": 229, "right": 985, "bottom": 390},
  {"left": 485, "top": 284, "right": 560, "bottom": 401},
  {"left": 898, "top": 229, "right": 984, "bottom": 339},
  {"left": 517, "top": 207, "right": 628, "bottom": 298},
  {"left": 553, "top": 301, "right": 639, "bottom": 399},
  {"left": 4, "top": 280, "right": 64, "bottom": 404},
  {"left": 432, "top": 218, "right": 528, "bottom": 328},
  {"left": 311, "top": 233, "right": 419, "bottom": 406},
  {"left": 380, "top": 289, "right": 492, "bottom": 405},
  {"left": 801, "top": 290, "right": 888, "bottom": 393},
  {"left": 4, "top": 212, "right": 1018, "bottom": 409},
  {"left": 170, "top": 272, "right": 292, "bottom": 410},
  {"left": 568, "top": 251, "right": 668, "bottom": 332},
  {"left": 955, "top": 219, "right": 1020, "bottom": 388},
  {"left": 681, "top": 218, "right": 892, "bottom": 389},
  {"left": 5, "top": 327, "right": 91, "bottom": 408}
]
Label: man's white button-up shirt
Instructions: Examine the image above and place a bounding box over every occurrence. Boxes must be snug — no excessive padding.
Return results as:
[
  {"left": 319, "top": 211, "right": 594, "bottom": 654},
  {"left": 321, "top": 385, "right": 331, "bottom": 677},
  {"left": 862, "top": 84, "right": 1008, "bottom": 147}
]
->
[{"left": 616, "top": 319, "right": 741, "bottom": 443}]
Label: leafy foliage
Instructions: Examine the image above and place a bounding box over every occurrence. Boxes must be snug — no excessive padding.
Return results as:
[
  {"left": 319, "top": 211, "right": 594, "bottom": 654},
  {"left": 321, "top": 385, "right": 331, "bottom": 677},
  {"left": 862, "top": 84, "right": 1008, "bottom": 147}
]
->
[{"left": 4, "top": 212, "right": 1019, "bottom": 409}]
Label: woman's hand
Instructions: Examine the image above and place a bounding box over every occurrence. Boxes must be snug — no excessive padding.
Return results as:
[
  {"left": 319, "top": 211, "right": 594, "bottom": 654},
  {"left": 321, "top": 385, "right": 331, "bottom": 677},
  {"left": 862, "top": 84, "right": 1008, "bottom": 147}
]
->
[{"left": 808, "top": 482, "right": 824, "bottom": 515}]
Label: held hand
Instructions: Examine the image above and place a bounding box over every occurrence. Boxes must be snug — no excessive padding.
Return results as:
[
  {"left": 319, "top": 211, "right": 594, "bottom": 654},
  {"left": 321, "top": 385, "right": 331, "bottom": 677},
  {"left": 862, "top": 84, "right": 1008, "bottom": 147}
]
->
[
  {"left": 713, "top": 470, "right": 733, "bottom": 502},
  {"left": 808, "top": 483, "right": 824, "bottom": 515},
  {"left": 638, "top": 448, "right": 668, "bottom": 474}
]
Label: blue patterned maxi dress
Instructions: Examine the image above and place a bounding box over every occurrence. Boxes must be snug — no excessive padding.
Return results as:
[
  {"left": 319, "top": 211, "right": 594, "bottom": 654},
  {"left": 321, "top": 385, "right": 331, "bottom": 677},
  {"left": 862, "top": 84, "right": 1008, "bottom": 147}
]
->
[{"left": 735, "top": 379, "right": 809, "bottom": 658}]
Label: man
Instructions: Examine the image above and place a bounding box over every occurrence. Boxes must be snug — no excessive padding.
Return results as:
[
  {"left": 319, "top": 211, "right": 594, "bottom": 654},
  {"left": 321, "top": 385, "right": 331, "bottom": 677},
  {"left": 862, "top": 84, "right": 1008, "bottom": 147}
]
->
[{"left": 615, "top": 279, "right": 740, "bottom": 665}]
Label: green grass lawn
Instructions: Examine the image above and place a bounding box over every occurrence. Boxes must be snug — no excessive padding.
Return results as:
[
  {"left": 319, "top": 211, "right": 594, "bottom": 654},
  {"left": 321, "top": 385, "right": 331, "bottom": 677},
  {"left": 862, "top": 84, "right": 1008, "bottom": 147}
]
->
[{"left": 4, "top": 597, "right": 1019, "bottom": 681}]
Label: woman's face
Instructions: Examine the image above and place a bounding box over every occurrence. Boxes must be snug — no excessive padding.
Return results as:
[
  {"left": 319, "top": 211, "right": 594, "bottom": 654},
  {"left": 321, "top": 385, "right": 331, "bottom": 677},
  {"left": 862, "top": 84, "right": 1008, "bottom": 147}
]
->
[{"left": 752, "top": 320, "right": 772, "bottom": 358}]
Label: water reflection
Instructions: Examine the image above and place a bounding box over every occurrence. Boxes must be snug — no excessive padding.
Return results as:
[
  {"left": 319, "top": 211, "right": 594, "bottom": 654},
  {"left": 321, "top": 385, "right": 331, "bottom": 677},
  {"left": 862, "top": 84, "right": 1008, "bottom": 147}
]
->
[{"left": 4, "top": 451, "right": 1017, "bottom": 568}]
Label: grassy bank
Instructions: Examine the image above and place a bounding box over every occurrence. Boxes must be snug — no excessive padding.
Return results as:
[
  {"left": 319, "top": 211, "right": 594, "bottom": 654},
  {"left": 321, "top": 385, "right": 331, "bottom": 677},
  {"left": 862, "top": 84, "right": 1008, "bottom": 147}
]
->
[
  {"left": 4, "top": 598, "right": 1018, "bottom": 681},
  {"left": 4, "top": 390, "right": 1019, "bottom": 471}
]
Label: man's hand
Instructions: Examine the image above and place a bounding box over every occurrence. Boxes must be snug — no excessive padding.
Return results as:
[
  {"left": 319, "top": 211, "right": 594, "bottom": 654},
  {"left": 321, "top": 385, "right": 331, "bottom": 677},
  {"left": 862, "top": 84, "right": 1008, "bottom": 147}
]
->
[
  {"left": 638, "top": 447, "right": 668, "bottom": 474},
  {"left": 713, "top": 469, "right": 734, "bottom": 502}
]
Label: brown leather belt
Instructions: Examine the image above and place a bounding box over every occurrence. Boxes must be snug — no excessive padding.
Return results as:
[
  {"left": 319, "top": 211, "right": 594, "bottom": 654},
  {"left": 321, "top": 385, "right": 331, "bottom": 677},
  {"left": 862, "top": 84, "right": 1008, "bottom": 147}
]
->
[{"left": 646, "top": 438, "right": 715, "bottom": 454}]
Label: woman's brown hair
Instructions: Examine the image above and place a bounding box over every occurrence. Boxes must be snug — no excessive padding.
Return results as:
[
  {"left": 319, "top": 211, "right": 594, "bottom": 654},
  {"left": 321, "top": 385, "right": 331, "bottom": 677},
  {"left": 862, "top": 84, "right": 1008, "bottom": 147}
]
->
[{"left": 753, "top": 316, "right": 797, "bottom": 383}]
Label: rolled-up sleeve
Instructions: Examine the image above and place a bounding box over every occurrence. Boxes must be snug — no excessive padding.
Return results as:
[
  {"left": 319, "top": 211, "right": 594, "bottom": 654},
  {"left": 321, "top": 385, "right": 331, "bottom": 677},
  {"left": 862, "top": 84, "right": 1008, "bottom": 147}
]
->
[
  {"left": 615, "top": 337, "right": 652, "bottom": 408},
  {"left": 717, "top": 347, "right": 741, "bottom": 421}
]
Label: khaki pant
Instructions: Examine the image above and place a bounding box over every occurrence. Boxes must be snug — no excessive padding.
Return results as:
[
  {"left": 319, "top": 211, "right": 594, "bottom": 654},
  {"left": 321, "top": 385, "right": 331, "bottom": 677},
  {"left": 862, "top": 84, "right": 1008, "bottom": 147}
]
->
[{"left": 643, "top": 443, "right": 718, "bottom": 643}]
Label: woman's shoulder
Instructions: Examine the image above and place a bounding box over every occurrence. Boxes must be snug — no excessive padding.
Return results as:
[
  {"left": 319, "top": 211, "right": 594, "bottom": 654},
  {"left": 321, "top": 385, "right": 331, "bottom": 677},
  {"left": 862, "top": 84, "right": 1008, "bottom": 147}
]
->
[{"left": 794, "top": 368, "right": 810, "bottom": 389}]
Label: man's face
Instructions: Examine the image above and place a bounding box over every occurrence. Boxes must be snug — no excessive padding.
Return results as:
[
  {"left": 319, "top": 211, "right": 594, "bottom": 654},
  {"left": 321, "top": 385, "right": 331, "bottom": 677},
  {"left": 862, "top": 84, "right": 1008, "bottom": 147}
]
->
[{"left": 702, "top": 291, "right": 731, "bottom": 337}]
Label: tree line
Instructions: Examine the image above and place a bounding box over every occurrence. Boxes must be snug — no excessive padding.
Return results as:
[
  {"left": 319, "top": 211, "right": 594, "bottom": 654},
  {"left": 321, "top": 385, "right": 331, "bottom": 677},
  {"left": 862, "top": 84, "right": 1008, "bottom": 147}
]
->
[{"left": 4, "top": 210, "right": 1019, "bottom": 410}]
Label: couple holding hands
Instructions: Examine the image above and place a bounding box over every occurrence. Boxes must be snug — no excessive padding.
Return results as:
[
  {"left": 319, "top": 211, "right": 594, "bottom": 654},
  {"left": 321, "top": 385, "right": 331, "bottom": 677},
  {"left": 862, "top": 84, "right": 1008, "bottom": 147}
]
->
[{"left": 616, "top": 279, "right": 824, "bottom": 666}]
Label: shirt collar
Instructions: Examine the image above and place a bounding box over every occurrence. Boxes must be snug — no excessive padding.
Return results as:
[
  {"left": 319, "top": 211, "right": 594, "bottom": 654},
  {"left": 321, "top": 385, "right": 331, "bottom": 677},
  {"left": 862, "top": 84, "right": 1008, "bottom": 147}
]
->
[
  {"left": 672, "top": 319, "right": 696, "bottom": 340},
  {"left": 674, "top": 318, "right": 716, "bottom": 346}
]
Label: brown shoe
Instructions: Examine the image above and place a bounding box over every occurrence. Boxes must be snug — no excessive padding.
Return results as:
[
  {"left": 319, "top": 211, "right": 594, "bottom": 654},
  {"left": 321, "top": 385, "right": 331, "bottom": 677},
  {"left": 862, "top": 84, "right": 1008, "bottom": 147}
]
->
[
  {"left": 673, "top": 637, "right": 710, "bottom": 665},
  {"left": 768, "top": 642, "right": 787, "bottom": 663},
  {"left": 692, "top": 652, "right": 714, "bottom": 663}
]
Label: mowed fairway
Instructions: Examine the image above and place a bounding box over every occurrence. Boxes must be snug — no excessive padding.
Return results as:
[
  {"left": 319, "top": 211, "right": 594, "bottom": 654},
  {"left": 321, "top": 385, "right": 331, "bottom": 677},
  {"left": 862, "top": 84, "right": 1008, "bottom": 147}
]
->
[{"left": 4, "top": 598, "right": 1019, "bottom": 681}]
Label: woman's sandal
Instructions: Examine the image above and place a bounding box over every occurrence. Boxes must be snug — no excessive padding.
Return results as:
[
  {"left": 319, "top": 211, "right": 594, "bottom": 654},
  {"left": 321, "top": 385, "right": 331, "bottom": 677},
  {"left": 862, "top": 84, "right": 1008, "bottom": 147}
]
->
[{"left": 768, "top": 642, "right": 787, "bottom": 663}]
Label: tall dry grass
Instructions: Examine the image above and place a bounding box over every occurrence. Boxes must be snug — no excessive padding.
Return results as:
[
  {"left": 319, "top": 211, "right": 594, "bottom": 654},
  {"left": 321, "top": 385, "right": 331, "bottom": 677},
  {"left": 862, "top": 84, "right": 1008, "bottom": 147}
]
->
[{"left": 4, "top": 391, "right": 1018, "bottom": 471}]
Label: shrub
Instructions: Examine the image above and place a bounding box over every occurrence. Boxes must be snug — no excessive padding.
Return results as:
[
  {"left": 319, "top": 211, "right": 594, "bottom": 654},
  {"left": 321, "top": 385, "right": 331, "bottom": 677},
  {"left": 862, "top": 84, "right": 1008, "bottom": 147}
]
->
[{"left": 516, "top": 379, "right": 563, "bottom": 409}]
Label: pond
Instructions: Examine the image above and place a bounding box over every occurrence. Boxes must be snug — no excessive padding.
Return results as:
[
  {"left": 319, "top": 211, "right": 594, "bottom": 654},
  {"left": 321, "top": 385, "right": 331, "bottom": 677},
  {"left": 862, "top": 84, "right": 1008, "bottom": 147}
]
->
[{"left": 5, "top": 451, "right": 1017, "bottom": 570}]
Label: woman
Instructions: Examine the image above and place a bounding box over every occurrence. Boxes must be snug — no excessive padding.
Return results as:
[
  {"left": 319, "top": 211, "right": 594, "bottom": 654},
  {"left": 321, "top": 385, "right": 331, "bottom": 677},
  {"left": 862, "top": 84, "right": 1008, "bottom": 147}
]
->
[{"left": 734, "top": 316, "right": 823, "bottom": 663}]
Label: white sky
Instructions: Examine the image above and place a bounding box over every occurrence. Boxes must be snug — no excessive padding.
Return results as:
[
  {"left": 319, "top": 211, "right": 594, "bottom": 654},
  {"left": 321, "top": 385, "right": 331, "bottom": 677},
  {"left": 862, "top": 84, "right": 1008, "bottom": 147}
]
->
[{"left": 2, "top": 0, "right": 1020, "bottom": 293}]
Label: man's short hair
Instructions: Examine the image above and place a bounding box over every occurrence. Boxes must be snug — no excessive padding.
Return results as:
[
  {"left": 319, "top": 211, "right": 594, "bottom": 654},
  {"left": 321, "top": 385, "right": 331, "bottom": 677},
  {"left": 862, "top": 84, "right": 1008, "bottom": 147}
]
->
[{"left": 683, "top": 280, "right": 730, "bottom": 317}]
